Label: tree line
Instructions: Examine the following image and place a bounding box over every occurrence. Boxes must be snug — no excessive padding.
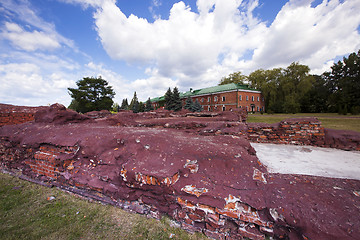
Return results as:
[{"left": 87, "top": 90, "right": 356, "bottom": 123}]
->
[
  {"left": 117, "top": 87, "right": 203, "bottom": 113},
  {"left": 220, "top": 49, "right": 360, "bottom": 114}
]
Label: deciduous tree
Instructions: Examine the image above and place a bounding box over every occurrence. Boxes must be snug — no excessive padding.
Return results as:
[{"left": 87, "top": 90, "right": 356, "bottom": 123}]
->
[
  {"left": 219, "top": 71, "right": 247, "bottom": 85},
  {"left": 323, "top": 50, "right": 360, "bottom": 114}
]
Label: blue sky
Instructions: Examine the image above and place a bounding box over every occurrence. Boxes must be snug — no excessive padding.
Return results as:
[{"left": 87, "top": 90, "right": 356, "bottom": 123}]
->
[{"left": 1, "top": 0, "right": 360, "bottom": 106}]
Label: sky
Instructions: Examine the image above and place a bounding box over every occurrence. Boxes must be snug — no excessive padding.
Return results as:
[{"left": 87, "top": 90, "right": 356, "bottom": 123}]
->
[{"left": 1, "top": 0, "right": 360, "bottom": 107}]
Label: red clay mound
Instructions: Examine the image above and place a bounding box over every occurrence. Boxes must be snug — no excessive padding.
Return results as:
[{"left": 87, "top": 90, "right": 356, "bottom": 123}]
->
[
  {"left": 34, "top": 103, "right": 92, "bottom": 125},
  {"left": 324, "top": 128, "right": 360, "bottom": 151}
]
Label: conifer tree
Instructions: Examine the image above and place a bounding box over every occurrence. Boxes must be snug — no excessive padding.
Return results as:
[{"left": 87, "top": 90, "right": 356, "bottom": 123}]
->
[
  {"left": 164, "top": 88, "right": 173, "bottom": 110},
  {"left": 145, "top": 98, "right": 154, "bottom": 111},
  {"left": 120, "top": 98, "right": 129, "bottom": 110},
  {"left": 193, "top": 99, "right": 203, "bottom": 112},
  {"left": 184, "top": 97, "right": 193, "bottom": 111},
  {"left": 172, "top": 87, "right": 182, "bottom": 111},
  {"left": 132, "top": 100, "right": 139, "bottom": 113},
  {"left": 68, "top": 76, "right": 115, "bottom": 113},
  {"left": 129, "top": 92, "right": 138, "bottom": 110},
  {"left": 138, "top": 102, "right": 145, "bottom": 112}
]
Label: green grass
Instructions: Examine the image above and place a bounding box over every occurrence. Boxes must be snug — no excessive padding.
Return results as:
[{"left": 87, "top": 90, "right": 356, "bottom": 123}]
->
[
  {"left": 247, "top": 113, "right": 360, "bottom": 132},
  {"left": 0, "top": 173, "right": 208, "bottom": 240}
]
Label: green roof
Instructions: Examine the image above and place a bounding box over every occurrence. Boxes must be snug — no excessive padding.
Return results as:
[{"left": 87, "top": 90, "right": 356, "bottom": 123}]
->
[{"left": 151, "top": 83, "right": 259, "bottom": 103}]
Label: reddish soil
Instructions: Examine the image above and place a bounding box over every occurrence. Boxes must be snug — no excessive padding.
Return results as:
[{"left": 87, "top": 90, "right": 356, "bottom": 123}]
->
[{"left": 0, "top": 103, "right": 359, "bottom": 239}]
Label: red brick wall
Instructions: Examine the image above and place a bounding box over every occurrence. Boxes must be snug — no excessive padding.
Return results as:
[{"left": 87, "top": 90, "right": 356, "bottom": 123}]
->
[
  {"left": 248, "top": 118, "right": 325, "bottom": 146},
  {"left": 0, "top": 104, "right": 43, "bottom": 126},
  {"left": 0, "top": 112, "right": 35, "bottom": 126}
]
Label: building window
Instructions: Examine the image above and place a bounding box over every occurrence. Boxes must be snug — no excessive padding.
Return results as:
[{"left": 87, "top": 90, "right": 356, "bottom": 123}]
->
[
  {"left": 222, "top": 96, "right": 226, "bottom": 102},
  {"left": 239, "top": 95, "right": 242, "bottom": 101},
  {"left": 246, "top": 96, "right": 249, "bottom": 101},
  {"left": 257, "top": 106, "right": 259, "bottom": 112},
  {"left": 251, "top": 96, "right": 254, "bottom": 101},
  {"left": 208, "top": 106, "right": 211, "bottom": 111},
  {"left": 257, "top": 96, "right": 260, "bottom": 102},
  {"left": 207, "top": 97, "right": 210, "bottom": 102},
  {"left": 246, "top": 106, "right": 248, "bottom": 111},
  {"left": 201, "top": 98, "right": 204, "bottom": 103},
  {"left": 222, "top": 105, "right": 226, "bottom": 111},
  {"left": 214, "top": 96, "right": 218, "bottom": 102}
]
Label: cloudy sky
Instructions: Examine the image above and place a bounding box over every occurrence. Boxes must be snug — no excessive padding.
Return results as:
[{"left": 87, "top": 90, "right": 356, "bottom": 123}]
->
[{"left": 1, "top": 0, "right": 360, "bottom": 106}]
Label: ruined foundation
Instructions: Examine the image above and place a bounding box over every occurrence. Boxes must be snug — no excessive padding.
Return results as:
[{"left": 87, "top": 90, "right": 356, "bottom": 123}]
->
[{"left": 1, "top": 104, "right": 359, "bottom": 240}]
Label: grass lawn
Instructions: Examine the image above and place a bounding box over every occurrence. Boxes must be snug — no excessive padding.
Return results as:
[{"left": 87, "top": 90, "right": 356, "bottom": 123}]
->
[
  {"left": 247, "top": 113, "right": 360, "bottom": 132},
  {"left": 0, "top": 172, "right": 208, "bottom": 240}
]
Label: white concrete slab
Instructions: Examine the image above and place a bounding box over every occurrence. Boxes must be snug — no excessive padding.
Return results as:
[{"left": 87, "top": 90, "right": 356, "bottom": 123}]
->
[{"left": 251, "top": 143, "right": 360, "bottom": 180}]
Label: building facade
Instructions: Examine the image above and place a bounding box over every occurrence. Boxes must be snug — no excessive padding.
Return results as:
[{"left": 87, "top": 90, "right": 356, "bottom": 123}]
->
[{"left": 151, "top": 83, "right": 265, "bottom": 112}]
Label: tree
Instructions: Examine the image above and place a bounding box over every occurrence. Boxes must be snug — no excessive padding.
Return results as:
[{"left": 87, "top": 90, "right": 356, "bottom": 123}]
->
[
  {"left": 145, "top": 98, "right": 154, "bottom": 112},
  {"left": 164, "top": 88, "right": 173, "bottom": 110},
  {"left": 184, "top": 97, "right": 193, "bottom": 111},
  {"left": 248, "top": 62, "right": 314, "bottom": 113},
  {"left": 323, "top": 49, "right": 360, "bottom": 114},
  {"left": 120, "top": 98, "right": 129, "bottom": 110},
  {"left": 68, "top": 99, "right": 79, "bottom": 111},
  {"left": 281, "top": 62, "right": 314, "bottom": 113},
  {"left": 112, "top": 102, "right": 120, "bottom": 112},
  {"left": 132, "top": 100, "right": 139, "bottom": 113},
  {"left": 172, "top": 87, "right": 182, "bottom": 111},
  {"left": 68, "top": 76, "right": 115, "bottom": 113},
  {"left": 163, "top": 87, "right": 182, "bottom": 111},
  {"left": 129, "top": 92, "right": 138, "bottom": 110},
  {"left": 192, "top": 99, "right": 203, "bottom": 112},
  {"left": 219, "top": 71, "right": 247, "bottom": 85},
  {"left": 300, "top": 74, "right": 330, "bottom": 113}
]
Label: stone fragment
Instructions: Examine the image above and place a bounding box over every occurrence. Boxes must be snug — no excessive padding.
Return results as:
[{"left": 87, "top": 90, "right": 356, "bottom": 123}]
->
[
  {"left": 183, "top": 159, "right": 199, "bottom": 173},
  {"left": 253, "top": 168, "right": 267, "bottom": 184}
]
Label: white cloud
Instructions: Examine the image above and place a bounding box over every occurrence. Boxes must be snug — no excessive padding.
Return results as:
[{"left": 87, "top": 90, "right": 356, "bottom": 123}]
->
[
  {"left": 0, "top": 62, "right": 72, "bottom": 106},
  {"left": 2, "top": 22, "right": 61, "bottom": 51},
  {"left": 59, "top": 0, "right": 113, "bottom": 9},
  {"left": 0, "top": 0, "right": 76, "bottom": 51}
]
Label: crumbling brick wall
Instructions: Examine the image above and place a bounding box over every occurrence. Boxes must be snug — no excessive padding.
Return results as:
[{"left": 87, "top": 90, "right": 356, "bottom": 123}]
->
[
  {"left": 0, "top": 112, "right": 35, "bottom": 126},
  {"left": 247, "top": 118, "right": 325, "bottom": 147},
  {"left": 24, "top": 145, "right": 78, "bottom": 179},
  {"left": 0, "top": 104, "right": 43, "bottom": 126}
]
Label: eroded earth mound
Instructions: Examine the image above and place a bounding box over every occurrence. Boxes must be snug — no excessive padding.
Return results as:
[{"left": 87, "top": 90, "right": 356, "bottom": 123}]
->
[{"left": 1, "top": 104, "right": 359, "bottom": 239}]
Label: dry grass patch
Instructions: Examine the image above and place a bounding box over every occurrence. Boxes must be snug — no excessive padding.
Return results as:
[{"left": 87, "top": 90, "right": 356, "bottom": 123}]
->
[
  {"left": 247, "top": 113, "right": 360, "bottom": 132},
  {"left": 0, "top": 172, "right": 208, "bottom": 240}
]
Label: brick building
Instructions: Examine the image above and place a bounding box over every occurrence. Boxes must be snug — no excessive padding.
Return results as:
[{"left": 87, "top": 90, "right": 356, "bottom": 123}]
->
[{"left": 151, "top": 83, "right": 265, "bottom": 112}]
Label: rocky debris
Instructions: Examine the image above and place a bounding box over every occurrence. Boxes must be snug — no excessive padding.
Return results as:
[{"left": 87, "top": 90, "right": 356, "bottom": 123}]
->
[{"left": 84, "top": 110, "right": 112, "bottom": 119}]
